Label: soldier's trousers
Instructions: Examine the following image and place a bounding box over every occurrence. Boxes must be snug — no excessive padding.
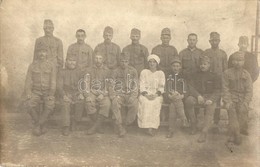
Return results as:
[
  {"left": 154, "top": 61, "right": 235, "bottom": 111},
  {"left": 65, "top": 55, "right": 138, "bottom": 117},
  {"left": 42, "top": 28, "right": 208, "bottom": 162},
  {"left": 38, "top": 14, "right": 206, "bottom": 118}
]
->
[
  {"left": 85, "top": 93, "right": 111, "bottom": 118},
  {"left": 61, "top": 100, "right": 84, "bottom": 127},
  {"left": 111, "top": 94, "right": 138, "bottom": 125},
  {"left": 26, "top": 92, "right": 55, "bottom": 125},
  {"left": 168, "top": 99, "right": 186, "bottom": 132},
  {"left": 227, "top": 102, "right": 248, "bottom": 136},
  {"left": 184, "top": 96, "right": 216, "bottom": 133}
]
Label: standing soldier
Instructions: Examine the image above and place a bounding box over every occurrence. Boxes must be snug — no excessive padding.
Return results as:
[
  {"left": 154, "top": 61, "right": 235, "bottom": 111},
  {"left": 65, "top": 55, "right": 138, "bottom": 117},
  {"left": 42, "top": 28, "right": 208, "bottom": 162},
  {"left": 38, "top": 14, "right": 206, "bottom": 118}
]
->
[
  {"left": 222, "top": 52, "right": 253, "bottom": 145},
  {"left": 57, "top": 55, "right": 85, "bottom": 136},
  {"left": 33, "top": 19, "right": 64, "bottom": 70},
  {"left": 228, "top": 36, "right": 259, "bottom": 82},
  {"left": 204, "top": 32, "right": 228, "bottom": 130},
  {"left": 24, "top": 45, "right": 56, "bottom": 136},
  {"left": 94, "top": 26, "right": 121, "bottom": 70},
  {"left": 111, "top": 53, "right": 139, "bottom": 137},
  {"left": 84, "top": 54, "right": 113, "bottom": 135},
  {"left": 179, "top": 33, "right": 204, "bottom": 79},
  {"left": 152, "top": 28, "right": 179, "bottom": 74},
  {"left": 67, "top": 29, "right": 93, "bottom": 72},
  {"left": 122, "top": 28, "right": 149, "bottom": 75}
]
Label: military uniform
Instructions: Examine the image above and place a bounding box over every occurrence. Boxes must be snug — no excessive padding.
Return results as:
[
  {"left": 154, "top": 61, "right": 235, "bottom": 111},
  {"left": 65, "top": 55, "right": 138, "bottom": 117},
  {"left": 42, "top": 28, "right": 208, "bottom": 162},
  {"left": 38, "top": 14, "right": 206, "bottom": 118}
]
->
[
  {"left": 24, "top": 49, "right": 56, "bottom": 135},
  {"left": 185, "top": 57, "right": 221, "bottom": 142},
  {"left": 94, "top": 26, "right": 121, "bottom": 70},
  {"left": 122, "top": 28, "right": 149, "bottom": 75},
  {"left": 179, "top": 47, "right": 204, "bottom": 78},
  {"left": 57, "top": 63, "right": 84, "bottom": 135},
  {"left": 152, "top": 28, "right": 179, "bottom": 74},
  {"left": 222, "top": 54, "right": 253, "bottom": 144},
  {"left": 111, "top": 58, "right": 139, "bottom": 137},
  {"left": 33, "top": 20, "right": 63, "bottom": 69},
  {"left": 67, "top": 42, "right": 93, "bottom": 71}
]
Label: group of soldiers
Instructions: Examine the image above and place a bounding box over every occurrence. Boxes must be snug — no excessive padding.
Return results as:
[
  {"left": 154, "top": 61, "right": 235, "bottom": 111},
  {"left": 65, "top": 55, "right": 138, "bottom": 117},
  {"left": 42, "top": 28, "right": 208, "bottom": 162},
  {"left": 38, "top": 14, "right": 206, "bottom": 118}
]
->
[{"left": 23, "top": 19, "right": 259, "bottom": 145}]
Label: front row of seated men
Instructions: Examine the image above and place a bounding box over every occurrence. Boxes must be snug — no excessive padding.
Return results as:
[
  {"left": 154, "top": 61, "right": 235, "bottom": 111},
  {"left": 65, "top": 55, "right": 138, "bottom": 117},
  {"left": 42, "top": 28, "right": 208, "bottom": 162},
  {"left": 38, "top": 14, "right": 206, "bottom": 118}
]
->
[{"left": 24, "top": 45, "right": 252, "bottom": 145}]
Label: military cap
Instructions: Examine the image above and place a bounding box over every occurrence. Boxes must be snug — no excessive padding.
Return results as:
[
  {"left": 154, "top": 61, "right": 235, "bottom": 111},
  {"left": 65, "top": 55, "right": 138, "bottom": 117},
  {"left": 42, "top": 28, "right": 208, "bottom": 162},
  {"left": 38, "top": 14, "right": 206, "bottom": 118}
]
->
[
  {"left": 210, "top": 32, "right": 220, "bottom": 40},
  {"left": 120, "top": 52, "right": 130, "bottom": 61},
  {"left": 200, "top": 56, "right": 210, "bottom": 64},
  {"left": 170, "top": 58, "right": 181, "bottom": 65},
  {"left": 43, "top": 19, "right": 54, "bottom": 27},
  {"left": 103, "top": 26, "right": 113, "bottom": 34},
  {"left": 131, "top": 28, "right": 141, "bottom": 35},
  {"left": 161, "top": 28, "right": 171, "bottom": 36},
  {"left": 233, "top": 51, "right": 245, "bottom": 60},
  {"left": 36, "top": 45, "right": 48, "bottom": 52},
  {"left": 238, "top": 36, "right": 249, "bottom": 45},
  {"left": 66, "top": 54, "right": 77, "bottom": 61}
]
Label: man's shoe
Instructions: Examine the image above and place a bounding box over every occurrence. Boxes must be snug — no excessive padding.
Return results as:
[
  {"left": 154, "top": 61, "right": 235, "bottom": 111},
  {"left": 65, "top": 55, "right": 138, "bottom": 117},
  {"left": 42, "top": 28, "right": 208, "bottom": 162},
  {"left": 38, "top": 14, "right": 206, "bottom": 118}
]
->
[
  {"left": 240, "top": 129, "right": 249, "bottom": 136},
  {"left": 197, "top": 133, "right": 207, "bottom": 143},
  {"left": 32, "top": 125, "right": 41, "bottom": 136},
  {"left": 166, "top": 131, "right": 173, "bottom": 138},
  {"left": 147, "top": 128, "right": 155, "bottom": 136},
  {"left": 62, "top": 126, "right": 70, "bottom": 136},
  {"left": 118, "top": 125, "right": 126, "bottom": 138},
  {"left": 190, "top": 127, "right": 197, "bottom": 135}
]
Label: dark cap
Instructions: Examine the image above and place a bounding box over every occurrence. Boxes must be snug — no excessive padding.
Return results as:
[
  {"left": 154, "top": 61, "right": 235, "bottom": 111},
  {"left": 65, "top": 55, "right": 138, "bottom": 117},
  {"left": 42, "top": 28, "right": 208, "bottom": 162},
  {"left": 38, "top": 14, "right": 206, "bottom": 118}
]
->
[
  {"left": 210, "top": 32, "right": 220, "bottom": 40},
  {"left": 103, "top": 26, "right": 113, "bottom": 34},
  {"left": 161, "top": 28, "right": 171, "bottom": 36},
  {"left": 170, "top": 58, "right": 181, "bottom": 65},
  {"left": 200, "top": 56, "right": 210, "bottom": 64},
  {"left": 131, "top": 28, "right": 141, "bottom": 35},
  {"left": 238, "top": 36, "right": 249, "bottom": 45},
  {"left": 43, "top": 19, "right": 54, "bottom": 27}
]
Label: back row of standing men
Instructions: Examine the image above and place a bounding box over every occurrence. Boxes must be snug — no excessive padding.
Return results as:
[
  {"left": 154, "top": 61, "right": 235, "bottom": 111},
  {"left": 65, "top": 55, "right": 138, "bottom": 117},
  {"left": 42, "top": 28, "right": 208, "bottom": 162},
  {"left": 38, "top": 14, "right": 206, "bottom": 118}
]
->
[{"left": 25, "top": 19, "right": 259, "bottom": 144}]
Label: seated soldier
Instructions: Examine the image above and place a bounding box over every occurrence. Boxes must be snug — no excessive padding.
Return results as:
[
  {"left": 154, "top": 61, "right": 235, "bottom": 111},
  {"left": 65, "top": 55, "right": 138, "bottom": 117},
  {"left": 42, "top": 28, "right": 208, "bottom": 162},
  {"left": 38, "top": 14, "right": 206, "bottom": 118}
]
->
[
  {"left": 164, "top": 58, "right": 189, "bottom": 138},
  {"left": 84, "top": 54, "right": 113, "bottom": 135},
  {"left": 57, "top": 55, "right": 85, "bottom": 136},
  {"left": 111, "top": 52, "right": 139, "bottom": 137},
  {"left": 223, "top": 51, "right": 253, "bottom": 145},
  {"left": 184, "top": 56, "right": 221, "bottom": 143},
  {"left": 24, "top": 45, "right": 56, "bottom": 136}
]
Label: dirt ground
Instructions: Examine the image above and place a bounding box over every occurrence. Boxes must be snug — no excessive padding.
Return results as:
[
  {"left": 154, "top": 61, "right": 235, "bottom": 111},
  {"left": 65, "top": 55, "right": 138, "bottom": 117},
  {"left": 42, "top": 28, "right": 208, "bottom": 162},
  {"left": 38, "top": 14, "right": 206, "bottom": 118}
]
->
[{"left": 0, "top": 105, "right": 259, "bottom": 167}]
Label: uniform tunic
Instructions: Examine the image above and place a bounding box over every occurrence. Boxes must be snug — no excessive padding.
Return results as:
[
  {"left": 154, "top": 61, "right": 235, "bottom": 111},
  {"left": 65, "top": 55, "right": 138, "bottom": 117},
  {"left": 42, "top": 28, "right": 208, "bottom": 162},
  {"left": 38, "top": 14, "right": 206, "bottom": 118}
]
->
[
  {"left": 94, "top": 42, "right": 121, "bottom": 70},
  {"left": 151, "top": 44, "right": 179, "bottom": 73},
  {"left": 138, "top": 69, "right": 165, "bottom": 129},
  {"left": 179, "top": 47, "right": 204, "bottom": 78},
  {"left": 33, "top": 35, "right": 63, "bottom": 69},
  {"left": 67, "top": 42, "right": 93, "bottom": 71},
  {"left": 122, "top": 43, "right": 149, "bottom": 75}
]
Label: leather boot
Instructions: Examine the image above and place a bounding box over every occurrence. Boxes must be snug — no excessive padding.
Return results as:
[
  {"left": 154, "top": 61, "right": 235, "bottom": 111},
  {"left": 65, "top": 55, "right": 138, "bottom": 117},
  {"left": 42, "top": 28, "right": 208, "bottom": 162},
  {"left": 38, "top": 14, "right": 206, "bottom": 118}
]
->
[
  {"left": 234, "top": 132, "right": 242, "bottom": 145},
  {"left": 62, "top": 126, "right": 70, "bottom": 136},
  {"left": 71, "top": 120, "right": 77, "bottom": 132},
  {"left": 40, "top": 123, "right": 48, "bottom": 135},
  {"left": 32, "top": 124, "right": 41, "bottom": 136},
  {"left": 166, "top": 131, "right": 173, "bottom": 138},
  {"left": 86, "top": 114, "right": 104, "bottom": 135}
]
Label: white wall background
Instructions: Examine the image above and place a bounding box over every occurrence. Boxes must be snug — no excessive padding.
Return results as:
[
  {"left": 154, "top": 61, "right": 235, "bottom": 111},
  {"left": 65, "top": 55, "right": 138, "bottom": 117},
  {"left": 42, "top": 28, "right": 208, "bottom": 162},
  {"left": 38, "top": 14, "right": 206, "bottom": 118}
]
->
[{"left": 0, "top": 0, "right": 257, "bottom": 97}]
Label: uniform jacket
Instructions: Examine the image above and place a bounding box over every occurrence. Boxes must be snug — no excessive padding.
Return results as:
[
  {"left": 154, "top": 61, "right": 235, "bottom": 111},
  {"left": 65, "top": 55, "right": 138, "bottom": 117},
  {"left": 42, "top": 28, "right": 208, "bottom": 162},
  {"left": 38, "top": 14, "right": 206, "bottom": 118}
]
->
[
  {"left": 67, "top": 42, "right": 93, "bottom": 71},
  {"left": 25, "top": 60, "right": 57, "bottom": 96},
  {"left": 112, "top": 65, "right": 138, "bottom": 97},
  {"left": 33, "top": 35, "right": 63, "bottom": 69},
  {"left": 122, "top": 43, "right": 149, "bottom": 75},
  {"left": 94, "top": 42, "right": 121, "bottom": 69},
  {"left": 222, "top": 68, "right": 253, "bottom": 104},
  {"left": 203, "top": 48, "right": 227, "bottom": 77},
  {"left": 188, "top": 70, "right": 221, "bottom": 102},
  {"left": 151, "top": 44, "right": 179, "bottom": 73},
  {"left": 179, "top": 47, "right": 204, "bottom": 78}
]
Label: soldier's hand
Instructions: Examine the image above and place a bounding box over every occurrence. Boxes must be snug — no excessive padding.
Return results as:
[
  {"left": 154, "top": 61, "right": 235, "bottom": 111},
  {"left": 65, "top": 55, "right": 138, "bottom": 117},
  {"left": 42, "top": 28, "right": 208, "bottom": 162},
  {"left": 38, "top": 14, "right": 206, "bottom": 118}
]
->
[
  {"left": 198, "top": 96, "right": 205, "bottom": 104},
  {"left": 205, "top": 100, "right": 213, "bottom": 105},
  {"left": 78, "top": 94, "right": 84, "bottom": 100},
  {"left": 97, "top": 94, "right": 104, "bottom": 101},
  {"left": 178, "top": 94, "right": 184, "bottom": 100}
]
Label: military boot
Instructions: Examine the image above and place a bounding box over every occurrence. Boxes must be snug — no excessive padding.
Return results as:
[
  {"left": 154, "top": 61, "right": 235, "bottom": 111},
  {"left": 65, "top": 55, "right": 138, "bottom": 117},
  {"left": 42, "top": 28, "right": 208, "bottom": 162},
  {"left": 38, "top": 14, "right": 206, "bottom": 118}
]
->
[
  {"left": 32, "top": 124, "right": 41, "bottom": 136},
  {"left": 62, "top": 126, "right": 70, "bottom": 136},
  {"left": 86, "top": 115, "right": 104, "bottom": 135},
  {"left": 197, "top": 132, "right": 207, "bottom": 143},
  {"left": 40, "top": 123, "right": 48, "bottom": 135},
  {"left": 234, "top": 133, "right": 242, "bottom": 145}
]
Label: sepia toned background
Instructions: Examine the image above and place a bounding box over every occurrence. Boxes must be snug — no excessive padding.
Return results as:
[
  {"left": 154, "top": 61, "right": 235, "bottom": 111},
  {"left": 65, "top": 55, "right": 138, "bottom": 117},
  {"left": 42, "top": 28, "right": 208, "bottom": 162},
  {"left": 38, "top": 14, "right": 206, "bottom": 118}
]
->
[
  {"left": 0, "top": 0, "right": 258, "bottom": 101},
  {"left": 0, "top": 0, "right": 260, "bottom": 166}
]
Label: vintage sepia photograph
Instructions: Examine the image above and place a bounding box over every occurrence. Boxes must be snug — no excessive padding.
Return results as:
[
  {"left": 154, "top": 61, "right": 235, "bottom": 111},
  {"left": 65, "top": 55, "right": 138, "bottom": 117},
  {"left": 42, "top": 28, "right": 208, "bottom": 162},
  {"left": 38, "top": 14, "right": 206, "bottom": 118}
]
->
[{"left": 0, "top": 0, "right": 259, "bottom": 166}]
